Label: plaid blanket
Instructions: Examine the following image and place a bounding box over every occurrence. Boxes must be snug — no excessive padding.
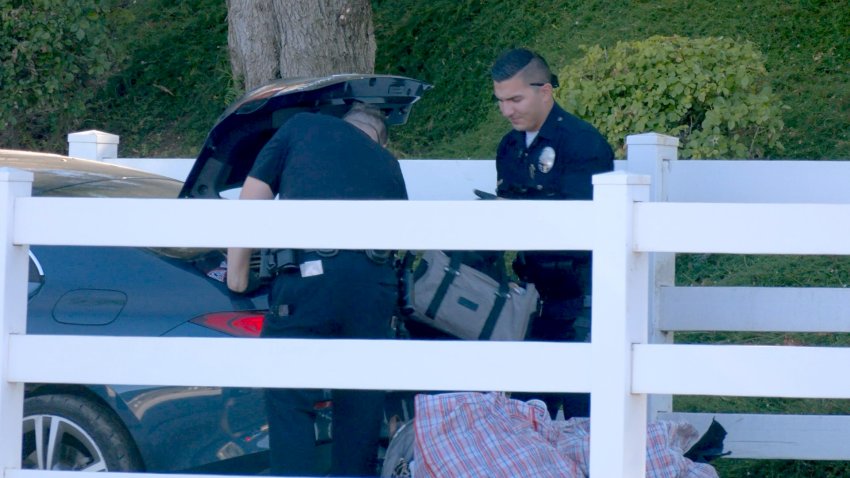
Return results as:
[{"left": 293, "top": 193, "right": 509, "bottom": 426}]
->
[{"left": 410, "top": 392, "right": 718, "bottom": 478}]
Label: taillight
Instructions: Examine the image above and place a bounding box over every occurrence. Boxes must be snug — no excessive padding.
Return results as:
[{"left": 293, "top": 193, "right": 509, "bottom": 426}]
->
[{"left": 190, "top": 311, "right": 265, "bottom": 337}]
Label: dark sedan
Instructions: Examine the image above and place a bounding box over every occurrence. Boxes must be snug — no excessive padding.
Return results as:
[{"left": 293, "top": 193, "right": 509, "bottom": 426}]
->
[{"left": 15, "top": 74, "right": 430, "bottom": 473}]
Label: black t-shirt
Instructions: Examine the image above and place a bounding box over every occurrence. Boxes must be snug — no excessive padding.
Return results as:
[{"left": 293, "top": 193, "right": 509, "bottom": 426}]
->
[{"left": 249, "top": 112, "right": 408, "bottom": 200}]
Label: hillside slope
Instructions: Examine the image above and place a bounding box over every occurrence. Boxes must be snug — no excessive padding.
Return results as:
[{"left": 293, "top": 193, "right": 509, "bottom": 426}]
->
[
  {"left": 374, "top": 0, "right": 849, "bottom": 160},
  {"left": 63, "top": 0, "right": 848, "bottom": 162}
]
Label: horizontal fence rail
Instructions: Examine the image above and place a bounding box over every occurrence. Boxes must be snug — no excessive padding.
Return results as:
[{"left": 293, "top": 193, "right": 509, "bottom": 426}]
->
[
  {"left": 4, "top": 472, "right": 262, "bottom": 478},
  {"left": 613, "top": 156, "right": 850, "bottom": 204},
  {"left": 660, "top": 160, "right": 850, "bottom": 204},
  {"left": 662, "top": 413, "right": 850, "bottom": 461},
  {"left": 660, "top": 286, "right": 850, "bottom": 332},
  {"left": 8, "top": 335, "right": 593, "bottom": 393},
  {"left": 633, "top": 344, "right": 850, "bottom": 399},
  {"left": 635, "top": 202, "right": 850, "bottom": 254},
  {"left": 13, "top": 198, "right": 597, "bottom": 251}
]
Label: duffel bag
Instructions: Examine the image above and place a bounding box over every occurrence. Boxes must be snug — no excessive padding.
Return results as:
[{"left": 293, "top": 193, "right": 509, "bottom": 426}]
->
[{"left": 406, "top": 250, "right": 538, "bottom": 341}]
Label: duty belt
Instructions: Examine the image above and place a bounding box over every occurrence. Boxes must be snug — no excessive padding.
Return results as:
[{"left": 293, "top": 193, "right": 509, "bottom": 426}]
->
[{"left": 260, "top": 248, "right": 392, "bottom": 279}]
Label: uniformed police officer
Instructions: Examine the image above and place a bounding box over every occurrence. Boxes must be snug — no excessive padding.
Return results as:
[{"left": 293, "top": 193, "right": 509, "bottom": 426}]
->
[
  {"left": 227, "top": 104, "right": 407, "bottom": 477},
  {"left": 491, "top": 48, "right": 614, "bottom": 419}
]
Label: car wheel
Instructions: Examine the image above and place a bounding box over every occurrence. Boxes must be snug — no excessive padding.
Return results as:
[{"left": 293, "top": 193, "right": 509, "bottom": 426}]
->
[{"left": 22, "top": 394, "right": 143, "bottom": 472}]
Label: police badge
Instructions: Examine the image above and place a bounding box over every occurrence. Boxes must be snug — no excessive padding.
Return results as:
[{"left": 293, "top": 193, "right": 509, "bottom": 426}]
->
[{"left": 537, "top": 146, "right": 556, "bottom": 173}]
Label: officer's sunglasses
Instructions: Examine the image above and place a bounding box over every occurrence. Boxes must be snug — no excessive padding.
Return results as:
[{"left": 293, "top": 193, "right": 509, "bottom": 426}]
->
[{"left": 491, "top": 83, "right": 550, "bottom": 102}]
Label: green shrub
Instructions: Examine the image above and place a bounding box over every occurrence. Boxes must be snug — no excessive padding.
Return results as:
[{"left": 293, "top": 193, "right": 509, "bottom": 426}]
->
[
  {"left": 0, "top": 0, "right": 113, "bottom": 150},
  {"left": 554, "top": 35, "right": 785, "bottom": 159}
]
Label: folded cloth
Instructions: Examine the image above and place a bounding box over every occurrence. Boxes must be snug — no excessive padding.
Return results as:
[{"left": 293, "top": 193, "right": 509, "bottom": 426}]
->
[{"left": 411, "top": 392, "right": 719, "bottom": 478}]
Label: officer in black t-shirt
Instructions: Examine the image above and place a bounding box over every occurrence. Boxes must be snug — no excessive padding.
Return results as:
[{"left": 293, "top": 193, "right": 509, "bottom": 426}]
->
[
  {"left": 227, "top": 104, "right": 407, "bottom": 477},
  {"left": 491, "top": 48, "right": 614, "bottom": 420}
]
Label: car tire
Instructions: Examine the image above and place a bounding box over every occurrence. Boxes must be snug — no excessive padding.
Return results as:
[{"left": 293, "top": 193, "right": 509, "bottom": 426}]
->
[{"left": 22, "top": 394, "right": 144, "bottom": 472}]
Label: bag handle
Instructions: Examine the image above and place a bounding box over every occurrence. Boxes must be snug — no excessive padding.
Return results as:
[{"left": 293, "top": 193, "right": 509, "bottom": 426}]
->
[
  {"left": 449, "top": 251, "right": 511, "bottom": 340},
  {"left": 478, "top": 251, "right": 515, "bottom": 339},
  {"left": 424, "top": 252, "right": 463, "bottom": 319},
  {"left": 478, "top": 280, "right": 509, "bottom": 340}
]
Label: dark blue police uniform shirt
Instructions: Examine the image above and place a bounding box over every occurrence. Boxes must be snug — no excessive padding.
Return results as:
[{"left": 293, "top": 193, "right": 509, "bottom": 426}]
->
[
  {"left": 496, "top": 103, "right": 614, "bottom": 267},
  {"left": 495, "top": 102, "right": 613, "bottom": 200},
  {"left": 248, "top": 112, "right": 408, "bottom": 201}
]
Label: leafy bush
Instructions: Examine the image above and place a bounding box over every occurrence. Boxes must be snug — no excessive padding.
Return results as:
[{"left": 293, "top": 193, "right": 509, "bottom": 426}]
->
[
  {"left": 0, "top": 0, "right": 113, "bottom": 150},
  {"left": 554, "top": 35, "right": 786, "bottom": 159}
]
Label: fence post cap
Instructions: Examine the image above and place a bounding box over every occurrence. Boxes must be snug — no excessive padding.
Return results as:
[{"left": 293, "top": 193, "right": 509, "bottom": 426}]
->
[
  {"left": 626, "top": 133, "right": 679, "bottom": 147},
  {"left": 67, "top": 130, "right": 120, "bottom": 144}
]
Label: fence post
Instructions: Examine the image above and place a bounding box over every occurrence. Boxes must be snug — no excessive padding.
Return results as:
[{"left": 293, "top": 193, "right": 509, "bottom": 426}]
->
[
  {"left": 0, "top": 168, "right": 33, "bottom": 473},
  {"left": 624, "top": 133, "right": 679, "bottom": 420},
  {"left": 589, "top": 171, "right": 650, "bottom": 477},
  {"left": 67, "top": 130, "right": 120, "bottom": 161}
]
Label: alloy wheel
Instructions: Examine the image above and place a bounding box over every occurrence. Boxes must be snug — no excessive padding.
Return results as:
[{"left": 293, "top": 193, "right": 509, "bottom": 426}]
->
[{"left": 22, "top": 413, "right": 108, "bottom": 471}]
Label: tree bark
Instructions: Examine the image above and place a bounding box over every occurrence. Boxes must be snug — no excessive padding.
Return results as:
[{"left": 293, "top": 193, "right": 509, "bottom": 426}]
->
[{"left": 227, "top": 0, "right": 375, "bottom": 92}]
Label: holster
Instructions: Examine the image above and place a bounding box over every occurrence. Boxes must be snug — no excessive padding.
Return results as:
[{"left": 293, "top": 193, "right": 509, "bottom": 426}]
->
[{"left": 259, "top": 248, "right": 298, "bottom": 280}]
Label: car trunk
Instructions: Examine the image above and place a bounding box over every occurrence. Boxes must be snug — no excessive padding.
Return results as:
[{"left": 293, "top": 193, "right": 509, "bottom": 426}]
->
[{"left": 179, "top": 74, "right": 431, "bottom": 199}]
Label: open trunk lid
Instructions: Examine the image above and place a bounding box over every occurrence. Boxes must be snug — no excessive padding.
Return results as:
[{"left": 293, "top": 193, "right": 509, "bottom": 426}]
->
[{"left": 179, "top": 74, "right": 431, "bottom": 199}]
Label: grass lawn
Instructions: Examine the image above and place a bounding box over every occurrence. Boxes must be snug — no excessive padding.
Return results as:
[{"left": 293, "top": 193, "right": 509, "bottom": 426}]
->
[{"left": 674, "top": 254, "right": 850, "bottom": 476}]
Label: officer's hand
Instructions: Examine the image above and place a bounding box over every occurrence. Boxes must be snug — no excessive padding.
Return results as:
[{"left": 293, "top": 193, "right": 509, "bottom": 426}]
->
[
  {"left": 227, "top": 269, "right": 264, "bottom": 295},
  {"left": 240, "top": 271, "right": 264, "bottom": 295}
]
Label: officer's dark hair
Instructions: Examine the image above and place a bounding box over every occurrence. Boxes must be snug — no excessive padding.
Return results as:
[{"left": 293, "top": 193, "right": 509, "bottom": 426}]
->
[
  {"left": 490, "top": 48, "right": 560, "bottom": 88},
  {"left": 343, "top": 103, "right": 388, "bottom": 146}
]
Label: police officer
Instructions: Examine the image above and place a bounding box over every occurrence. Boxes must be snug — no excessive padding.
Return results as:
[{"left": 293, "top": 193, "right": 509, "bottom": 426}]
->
[
  {"left": 227, "top": 104, "right": 406, "bottom": 477},
  {"left": 491, "top": 48, "right": 614, "bottom": 419}
]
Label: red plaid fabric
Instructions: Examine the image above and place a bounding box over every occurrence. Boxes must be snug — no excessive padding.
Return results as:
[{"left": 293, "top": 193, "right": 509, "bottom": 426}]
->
[{"left": 413, "top": 392, "right": 718, "bottom": 478}]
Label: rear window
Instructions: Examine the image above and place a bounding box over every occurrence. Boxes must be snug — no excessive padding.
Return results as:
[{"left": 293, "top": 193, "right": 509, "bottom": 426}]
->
[
  {"left": 36, "top": 173, "right": 209, "bottom": 261},
  {"left": 37, "top": 177, "right": 183, "bottom": 199}
]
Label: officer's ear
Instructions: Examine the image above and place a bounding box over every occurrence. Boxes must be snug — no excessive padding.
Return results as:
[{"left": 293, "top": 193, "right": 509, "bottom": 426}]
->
[
  {"left": 530, "top": 82, "right": 554, "bottom": 96},
  {"left": 532, "top": 82, "right": 554, "bottom": 97}
]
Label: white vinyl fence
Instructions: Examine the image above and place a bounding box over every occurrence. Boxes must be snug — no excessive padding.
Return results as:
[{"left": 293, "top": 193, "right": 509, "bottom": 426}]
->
[
  {"left": 2, "top": 132, "right": 850, "bottom": 478},
  {"left": 616, "top": 134, "right": 850, "bottom": 460}
]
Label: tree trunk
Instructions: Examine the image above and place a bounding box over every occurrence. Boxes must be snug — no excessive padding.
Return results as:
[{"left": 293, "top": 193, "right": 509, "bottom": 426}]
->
[{"left": 227, "top": 0, "right": 376, "bottom": 92}]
